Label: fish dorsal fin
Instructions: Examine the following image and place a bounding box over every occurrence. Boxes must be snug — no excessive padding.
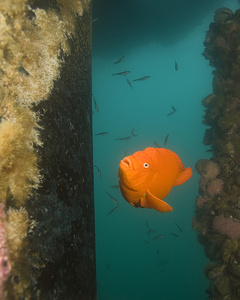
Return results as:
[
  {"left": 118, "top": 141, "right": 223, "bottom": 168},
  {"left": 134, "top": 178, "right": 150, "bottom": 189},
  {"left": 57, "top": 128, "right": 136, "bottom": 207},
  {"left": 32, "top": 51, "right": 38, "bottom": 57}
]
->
[
  {"left": 174, "top": 167, "right": 193, "bottom": 186},
  {"left": 145, "top": 190, "right": 173, "bottom": 213}
]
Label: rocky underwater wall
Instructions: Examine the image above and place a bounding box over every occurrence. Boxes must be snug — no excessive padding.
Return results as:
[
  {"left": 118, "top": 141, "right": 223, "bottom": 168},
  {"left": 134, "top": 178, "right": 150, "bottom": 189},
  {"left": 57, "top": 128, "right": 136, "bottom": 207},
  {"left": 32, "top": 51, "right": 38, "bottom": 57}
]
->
[
  {"left": 193, "top": 7, "right": 240, "bottom": 300},
  {"left": 0, "top": 0, "right": 96, "bottom": 299}
]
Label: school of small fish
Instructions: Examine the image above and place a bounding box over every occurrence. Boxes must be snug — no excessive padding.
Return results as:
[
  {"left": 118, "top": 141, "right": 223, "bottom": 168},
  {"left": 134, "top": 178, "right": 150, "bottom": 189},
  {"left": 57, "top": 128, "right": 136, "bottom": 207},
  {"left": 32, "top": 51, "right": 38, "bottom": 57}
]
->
[
  {"left": 93, "top": 56, "right": 179, "bottom": 146},
  {"left": 144, "top": 220, "right": 184, "bottom": 264},
  {"left": 93, "top": 55, "right": 192, "bottom": 255}
]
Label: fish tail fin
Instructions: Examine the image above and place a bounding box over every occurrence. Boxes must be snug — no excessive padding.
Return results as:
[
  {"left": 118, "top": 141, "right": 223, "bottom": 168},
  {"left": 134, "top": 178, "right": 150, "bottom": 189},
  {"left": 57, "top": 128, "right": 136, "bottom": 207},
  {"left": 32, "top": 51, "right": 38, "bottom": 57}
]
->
[
  {"left": 174, "top": 167, "right": 192, "bottom": 186},
  {"left": 144, "top": 191, "right": 173, "bottom": 213}
]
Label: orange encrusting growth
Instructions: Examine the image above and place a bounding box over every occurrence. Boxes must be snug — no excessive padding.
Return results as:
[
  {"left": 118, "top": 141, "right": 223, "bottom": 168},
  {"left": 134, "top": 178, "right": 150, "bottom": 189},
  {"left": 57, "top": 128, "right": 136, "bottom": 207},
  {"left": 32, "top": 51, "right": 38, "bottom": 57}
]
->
[{"left": 118, "top": 147, "right": 192, "bottom": 213}]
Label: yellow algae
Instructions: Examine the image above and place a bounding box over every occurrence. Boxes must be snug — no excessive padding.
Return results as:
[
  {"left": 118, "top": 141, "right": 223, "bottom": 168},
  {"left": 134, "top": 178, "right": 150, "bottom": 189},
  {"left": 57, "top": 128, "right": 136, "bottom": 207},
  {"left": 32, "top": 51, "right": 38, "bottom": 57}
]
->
[
  {"left": 0, "top": 105, "right": 41, "bottom": 204},
  {"left": 58, "top": 0, "right": 90, "bottom": 33},
  {"left": 0, "top": 0, "right": 91, "bottom": 297},
  {"left": 5, "top": 207, "right": 29, "bottom": 262},
  {"left": 1, "top": 10, "right": 63, "bottom": 105},
  {"left": 5, "top": 207, "right": 31, "bottom": 299},
  {"left": 0, "top": 0, "right": 28, "bottom": 16},
  {"left": 0, "top": 0, "right": 90, "bottom": 204}
]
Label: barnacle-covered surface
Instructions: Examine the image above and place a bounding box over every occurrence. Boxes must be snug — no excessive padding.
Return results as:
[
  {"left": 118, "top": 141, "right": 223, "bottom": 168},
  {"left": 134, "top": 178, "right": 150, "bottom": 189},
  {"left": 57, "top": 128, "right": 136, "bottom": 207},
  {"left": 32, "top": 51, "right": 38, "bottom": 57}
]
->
[
  {"left": 0, "top": 0, "right": 95, "bottom": 299},
  {"left": 193, "top": 7, "right": 240, "bottom": 300}
]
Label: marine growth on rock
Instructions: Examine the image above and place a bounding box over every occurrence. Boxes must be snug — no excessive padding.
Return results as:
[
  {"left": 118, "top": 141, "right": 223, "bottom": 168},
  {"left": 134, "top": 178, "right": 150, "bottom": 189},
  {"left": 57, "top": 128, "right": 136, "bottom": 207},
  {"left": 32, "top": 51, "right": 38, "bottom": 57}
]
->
[
  {"left": 193, "top": 6, "right": 240, "bottom": 300},
  {"left": 0, "top": 0, "right": 93, "bottom": 298}
]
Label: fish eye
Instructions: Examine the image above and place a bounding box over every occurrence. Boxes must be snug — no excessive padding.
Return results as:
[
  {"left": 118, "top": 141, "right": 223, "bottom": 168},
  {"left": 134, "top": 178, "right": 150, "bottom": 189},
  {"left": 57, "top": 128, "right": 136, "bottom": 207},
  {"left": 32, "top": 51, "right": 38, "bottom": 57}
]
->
[{"left": 143, "top": 163, "right": 149, "bottom": 168}]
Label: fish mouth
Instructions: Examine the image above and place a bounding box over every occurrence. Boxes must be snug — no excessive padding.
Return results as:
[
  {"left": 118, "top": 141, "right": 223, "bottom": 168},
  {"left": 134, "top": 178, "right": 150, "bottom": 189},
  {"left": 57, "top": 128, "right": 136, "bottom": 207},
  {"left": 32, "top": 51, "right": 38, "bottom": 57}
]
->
[{"left": 120, "top": 157, "right": 133, "bottom": 172}]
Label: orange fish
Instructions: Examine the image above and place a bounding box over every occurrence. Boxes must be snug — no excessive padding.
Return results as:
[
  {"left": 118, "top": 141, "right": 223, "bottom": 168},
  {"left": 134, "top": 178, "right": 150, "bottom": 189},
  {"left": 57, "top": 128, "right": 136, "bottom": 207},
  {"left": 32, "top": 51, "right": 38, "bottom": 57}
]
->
[{"left": 118, "top": 147, "right": 192, "bottom": 213}]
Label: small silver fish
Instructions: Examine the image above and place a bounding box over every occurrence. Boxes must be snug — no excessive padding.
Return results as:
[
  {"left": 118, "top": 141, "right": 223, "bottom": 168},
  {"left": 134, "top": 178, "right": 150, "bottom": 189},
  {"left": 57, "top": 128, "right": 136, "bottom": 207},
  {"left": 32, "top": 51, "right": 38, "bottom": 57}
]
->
[
  {"left": 152, "top": 235, "right": 165, "bottom": 241},
  {"left": 145, "top": 221, "right": 156, "bottom": 235},
  {"left": 115, "top": 136, "right": 131, "bottom": 141},
  {"left": 112, "top": 71, "right": 131, "bottom": 76},
  {"left": 175, "top": 61, "right": 178, "bottom": 71},
  {"left": 167, "top": 111, "right": 175, "bottom": 116},
  {"left": 169, "top": 233, "right": 179, "bottom": 238},
  {"left": 164, "top": 134, "right": 169, "bottom": 145},
  {"left": 133, "top": 76, "right": 151, "bottom": 81},
  {"left": 114, "top": 56, "right": 125, "bottom": 64},
  {"left": 167, "top": 106, "right": 177, "bottom": 116},
  {"left": 94, "top": 165, "right": 102, "bottom": 179},
  {"left": 106, "top": 192, "right": 119, "bottom": 205},
  {"left": 154, "top": 141, "right": 161, "bottom": 148},
  {"left": 95, "top": 132, "right": 109, "bottom": 136},
  {"left": 110, "top": 185, "right": 120, "bottom": 189},
  {"left": 175, "top": 222, "right": 183, "bottom": 233},
  {"left": 93, "top": 96, "right": 99, "bottom": 112},
  {"left": 107, "top": 206, "right": 119, "bottom": 216},
  {"left": 127, "top": 79, "right": 133, "bottom": 90},
  {"left": 148, "top": 229, "right": 156, "bottom": 235}
]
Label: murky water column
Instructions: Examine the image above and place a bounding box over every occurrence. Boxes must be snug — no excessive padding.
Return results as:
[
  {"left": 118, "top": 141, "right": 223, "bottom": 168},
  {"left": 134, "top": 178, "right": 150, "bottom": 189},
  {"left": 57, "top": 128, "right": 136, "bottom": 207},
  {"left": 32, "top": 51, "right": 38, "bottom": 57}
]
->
[
  {"left": 193, "top": 7, "right": 240, "bottom": 300},
  {"left": 0, "top": 1, "right": 96, "bottom": 299}
]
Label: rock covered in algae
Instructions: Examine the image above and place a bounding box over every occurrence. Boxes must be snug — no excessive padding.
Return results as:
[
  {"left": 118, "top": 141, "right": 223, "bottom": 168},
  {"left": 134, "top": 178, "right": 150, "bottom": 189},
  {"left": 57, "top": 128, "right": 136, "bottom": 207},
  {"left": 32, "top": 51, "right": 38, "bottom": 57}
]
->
[
  {"left": 214, "top": 7, "right": 233, "bottom": 23},
  {"left": 193, "top": 6, "right": 240, "bottom": 300},
  {"left": 0, "top": 0, "right": 96, "bottom": 299},
  {"left": 195, "top": 159, "right": 220, "bottom": 179},
  {"left": 0, "top": 204, "right": 11, "bottom": 300}
]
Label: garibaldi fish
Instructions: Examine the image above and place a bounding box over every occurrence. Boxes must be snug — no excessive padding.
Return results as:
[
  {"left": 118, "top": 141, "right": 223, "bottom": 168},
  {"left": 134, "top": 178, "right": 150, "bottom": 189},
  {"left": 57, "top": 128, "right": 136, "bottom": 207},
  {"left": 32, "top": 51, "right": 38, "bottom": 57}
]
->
[{"left": 118, "top": 147, "right": 192, "bottom": 213}]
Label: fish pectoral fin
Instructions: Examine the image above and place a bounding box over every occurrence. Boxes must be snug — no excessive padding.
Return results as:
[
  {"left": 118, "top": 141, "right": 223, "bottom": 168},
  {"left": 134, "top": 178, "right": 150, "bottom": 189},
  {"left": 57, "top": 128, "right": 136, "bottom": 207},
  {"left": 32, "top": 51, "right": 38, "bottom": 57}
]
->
[
  {"left": 145, "top": 191, "right": 173, "bottom": 213},
  {"left": 174, "top": 167, "right": 193, "bottom": 186}
]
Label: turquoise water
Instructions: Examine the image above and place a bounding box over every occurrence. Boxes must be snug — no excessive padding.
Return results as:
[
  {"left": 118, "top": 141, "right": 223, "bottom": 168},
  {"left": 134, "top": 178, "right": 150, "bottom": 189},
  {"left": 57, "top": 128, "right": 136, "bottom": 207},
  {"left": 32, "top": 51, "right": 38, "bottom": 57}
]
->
[{"left": 92, "top": 1, "right": 239, "bottom": 299}]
